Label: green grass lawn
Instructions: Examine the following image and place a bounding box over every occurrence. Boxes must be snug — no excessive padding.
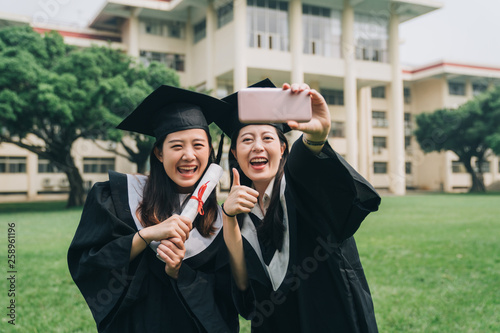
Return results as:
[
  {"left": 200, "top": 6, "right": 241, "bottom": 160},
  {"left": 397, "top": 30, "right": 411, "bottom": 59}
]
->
[{"left": 0, "top": 194, "right": 499, "bottom": 332}]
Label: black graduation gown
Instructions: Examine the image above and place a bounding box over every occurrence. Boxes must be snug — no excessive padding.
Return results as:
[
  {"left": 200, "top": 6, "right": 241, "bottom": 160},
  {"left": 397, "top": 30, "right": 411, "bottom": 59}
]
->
[
  {"left": 67, "top": 171, "right": 238, "bottom": 333},
  {"left": 234, "top": 139, "right": 381, "bottom": 333}
]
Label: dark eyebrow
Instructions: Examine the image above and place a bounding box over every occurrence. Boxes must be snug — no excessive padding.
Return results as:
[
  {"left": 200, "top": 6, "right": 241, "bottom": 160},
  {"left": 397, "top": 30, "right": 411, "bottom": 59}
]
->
[
  {"left": 167, "top": 139, "right": 184, "bottom": 144},
  {"left": 168, "top": 137, "right": 207, "bottom": 144}
]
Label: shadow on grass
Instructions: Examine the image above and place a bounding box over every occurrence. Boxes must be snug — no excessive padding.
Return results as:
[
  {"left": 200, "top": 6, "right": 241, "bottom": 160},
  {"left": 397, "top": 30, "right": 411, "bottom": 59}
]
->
[{"left": 0, "top": 201, "right": 83, "bottom": 213}]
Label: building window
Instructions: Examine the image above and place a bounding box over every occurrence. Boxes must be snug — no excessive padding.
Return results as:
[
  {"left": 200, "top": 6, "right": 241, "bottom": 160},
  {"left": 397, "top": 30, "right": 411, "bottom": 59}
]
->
[
  {"left": 405, "top": 162, "right": 412, "bottom": 174},
  {"left": 448, "top": 81, "right": 465, "bottom": 96},
  {"left": 404, "top": 87, "right": 411, "bottom": 104},
  {"left": 247, "top": 0, "right": 289, "bottom": 51},
  {"left": 474, "top": 160, "right": 490, "bottom": 173},
  {"left": 404, "top": 112, "right": 412, "bottom": 124},
  {"left": 371, "top": 86, "right": 386, "bottom": 99},
  {"left": 168, "top": 21, "right": 184, "bottom": 38},
  {"left": 404, "top": 112, "right": 413, "bottom": 136},
  {"left": 374, "top": 162, "right": 387, "bottom": 174},
  {"left": 302, "top": 5, "right": 341, "bottom": 58},
  {"left": 38, "top": 159, "right": 61, "bottom": 173},
  {"left": 217, "top": 2, "right": 234, "bottom": 28},
  {"left": 329, "top": 121, "right": 345, "bottom": 138},
  {"left": 372, "top": 111, "right": 388, "bottom": 127},
  {"left": 83, "top": 158, "right": 115, "bottom": 174},
  {"left": 354, "top": 14, "right": 388, "bottom": 63},
  {"left": 194, "top": 19, "right": 207, "bottom": 43},
  {"left": 139, "top": 51, "right": 185, "bottom": 72},
  {"left": 216, "top": 83, "right": 234, "bottom": 99},
  {"left": 451, "top": 161, "right": 466, "bottom": 173},
  {"left": 373, "top": 136, "right": 387, "bottom": 154},
  {"left": 0, "top": 156, "right": 26, "bottom": 173},
  {"left": 143, "top": 20, "right": 163, "bottom": 36},
  {"left": 472, "top": 83, "right": 488, "bottom": 96},
  {"left": 141, "top": 19, "right": 185, "bottom": 39},
  {"left": 405, "top": 136, "right": 411, "bottom": 149},
  {"left": 321, "top": 88, "right": 343, "bottom": 105}
]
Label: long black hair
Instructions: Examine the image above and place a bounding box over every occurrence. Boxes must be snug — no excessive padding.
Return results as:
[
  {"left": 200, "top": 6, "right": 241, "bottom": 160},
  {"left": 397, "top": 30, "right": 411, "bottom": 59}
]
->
[
  {"left": 137, "top": 130, "right": 218, "bottom": 237},
  {"left": 230, "top": 126, "right": 289, "bottom": 251}
]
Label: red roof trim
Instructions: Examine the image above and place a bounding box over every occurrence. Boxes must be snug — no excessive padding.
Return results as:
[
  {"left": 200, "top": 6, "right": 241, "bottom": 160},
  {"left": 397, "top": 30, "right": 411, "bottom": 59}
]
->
[
  {"left": 408, "top": 62, "right": 500, "bottom": 74},
  {"left": 33, "top": 27, "right": 121, "bottom": 43}
]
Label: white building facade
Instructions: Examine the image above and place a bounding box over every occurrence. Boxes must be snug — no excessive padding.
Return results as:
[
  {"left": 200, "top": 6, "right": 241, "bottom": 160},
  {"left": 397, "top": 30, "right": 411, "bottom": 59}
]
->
[{"left": 1, "top": 0, "right": 500, "bottom": 201}]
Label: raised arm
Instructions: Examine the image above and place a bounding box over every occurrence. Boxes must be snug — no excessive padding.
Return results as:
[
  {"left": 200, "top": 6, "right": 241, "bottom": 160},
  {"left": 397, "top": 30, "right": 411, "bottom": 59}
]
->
[{"left": 284, "top": 82, "right": 331, "bottom": 155}]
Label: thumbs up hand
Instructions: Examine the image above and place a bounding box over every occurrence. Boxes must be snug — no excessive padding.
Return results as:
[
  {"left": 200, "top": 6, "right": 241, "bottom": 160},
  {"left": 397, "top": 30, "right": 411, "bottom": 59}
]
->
[{"left": 222, "top": 168, "right": 259, "bottom": 217}]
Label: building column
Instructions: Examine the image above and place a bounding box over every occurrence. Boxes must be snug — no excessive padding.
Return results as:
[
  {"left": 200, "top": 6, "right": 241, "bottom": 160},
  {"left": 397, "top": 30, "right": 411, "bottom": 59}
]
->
[
  {"left": 465, "top": 78, "right": 473, "bottom": 99},
  {"left": 290, "top": 0, "right": 303, "bottom": 84},
  {"left": 186, "top": 7, "right": 194, "bottom": 86},
  {"left": 442, "top": 76, "right": 449, "bottom": 107},
  {"left": 342, "top": 0, "right": 358, "bottom": 169},
  {"left": 286, "top": 0, "right": 305, "bottom": 143},
  {"left": 388, "top": 6, "right": 405, "bottom": 195},
  {"left": 125, "top": 8, "right": 141, "bottom": 58},
  {"left": 358, "top": 87, "right": 372, "bottom": 181},
  {"left": 206, "top": 0, "right": 217, "bottom": 92},
  {"left": 26, "top": 152, "right": 37, "bottom": 199},
  {"left": 233, "top": 0, "right": 248, "bottom": 91}
]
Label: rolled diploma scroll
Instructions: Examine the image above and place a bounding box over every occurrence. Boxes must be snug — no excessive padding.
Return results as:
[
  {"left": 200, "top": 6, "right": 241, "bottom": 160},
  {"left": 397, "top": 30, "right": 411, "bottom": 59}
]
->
[{"left": 149, "top": 163, "right": 224, "bottom": 262}]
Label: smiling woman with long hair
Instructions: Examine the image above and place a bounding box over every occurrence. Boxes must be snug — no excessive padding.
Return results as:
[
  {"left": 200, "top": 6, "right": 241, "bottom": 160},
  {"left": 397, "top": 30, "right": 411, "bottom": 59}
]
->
[
  {"left": 67, "top": 86, "right": 238, "bottom": 333},
  {"left": 217, "top": 80, "right": 382, "bottom": 333}
]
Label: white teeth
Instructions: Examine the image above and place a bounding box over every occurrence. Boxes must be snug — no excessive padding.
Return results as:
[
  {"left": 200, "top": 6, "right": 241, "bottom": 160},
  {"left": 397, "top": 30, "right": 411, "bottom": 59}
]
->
[
  {"left": 179, "top": 166, "right": 196, "bottom": 171},
  {"left": 251, "top": 158, "right": 267, "bottom": 163}
]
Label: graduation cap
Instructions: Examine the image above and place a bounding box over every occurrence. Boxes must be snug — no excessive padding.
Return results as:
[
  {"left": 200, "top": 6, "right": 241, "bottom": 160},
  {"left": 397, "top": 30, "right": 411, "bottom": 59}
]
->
[
  {"left": 116, "top": 85, "right": 230, "bottom": 140},
  {"left": 216, "top": 78, "right": 291, "bottom": 139}
]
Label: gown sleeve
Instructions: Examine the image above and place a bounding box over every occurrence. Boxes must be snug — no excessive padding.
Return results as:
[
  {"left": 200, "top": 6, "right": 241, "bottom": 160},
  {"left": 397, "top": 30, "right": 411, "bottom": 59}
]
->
[
  {"left": 174, "top": 238, "right": 239, "bottom": 333},
  {"left": 175, "top": 265, "right": 233, "bottom": 332},
  {"left": 285, "top": 137, "right": 381, "bottom": 241},
  {"left": 67, "top": 181, "right": 141, "bottom": 330}
]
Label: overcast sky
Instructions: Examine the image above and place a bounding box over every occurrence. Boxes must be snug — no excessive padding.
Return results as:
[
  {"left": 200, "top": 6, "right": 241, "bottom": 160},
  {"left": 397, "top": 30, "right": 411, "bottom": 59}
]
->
[{"left": 1, "top": 0, "right": 499, "bottom": 67}]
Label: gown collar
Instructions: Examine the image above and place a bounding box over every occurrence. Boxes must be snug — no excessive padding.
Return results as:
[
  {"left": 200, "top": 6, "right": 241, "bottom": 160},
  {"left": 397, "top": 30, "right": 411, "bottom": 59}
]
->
[
  {"left": 250, "top": 177, "right": 275, "bottom": 219},
  {"left": 126, "top": 174, "right": 222, "bottom": 261}
]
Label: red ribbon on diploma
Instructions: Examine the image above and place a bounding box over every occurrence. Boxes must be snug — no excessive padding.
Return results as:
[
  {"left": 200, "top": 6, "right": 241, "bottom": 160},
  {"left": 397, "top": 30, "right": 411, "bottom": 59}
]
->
[{"left": 190, "top": 181, "right": 210, "bottom": 216}]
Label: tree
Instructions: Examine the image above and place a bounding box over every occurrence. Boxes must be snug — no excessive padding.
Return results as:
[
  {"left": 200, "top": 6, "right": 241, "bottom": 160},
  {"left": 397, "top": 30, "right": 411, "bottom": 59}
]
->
[
  {"left": 414, "top": 86, "right": 500, "bottom": 192},
  {"left": 0, "top": 25, "right": 178, "bottom": 206},
  {"left": 484, "top": 86, "right": 500, "bottom": 156},
  {"left": 98, "top": 61, "right": 180, "bottom": 174}
]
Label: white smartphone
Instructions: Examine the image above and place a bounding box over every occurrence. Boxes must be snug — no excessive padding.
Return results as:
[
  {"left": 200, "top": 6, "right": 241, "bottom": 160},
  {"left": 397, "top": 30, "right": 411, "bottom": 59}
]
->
[{"left": 237, "top": 88, "right": 312, "bottom": 124}]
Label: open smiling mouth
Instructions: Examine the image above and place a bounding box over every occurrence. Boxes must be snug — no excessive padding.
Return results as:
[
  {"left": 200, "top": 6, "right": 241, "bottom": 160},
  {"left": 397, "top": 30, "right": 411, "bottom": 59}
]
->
[
  {"left": 178, "top": 166, "right": 198, "bottom": 174},
  {"left": 250, "top": 158, "right": 268, "bottom": 167}
]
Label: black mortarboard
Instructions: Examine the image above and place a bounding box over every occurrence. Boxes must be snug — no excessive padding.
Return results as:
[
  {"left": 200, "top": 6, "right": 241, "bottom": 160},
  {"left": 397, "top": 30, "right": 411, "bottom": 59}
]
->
[
  {"left": 116, "top": 85, "right": 229, "bottom": 140},
  {"left": 217, "top": 79, "right": 291, "bottom": 139}
]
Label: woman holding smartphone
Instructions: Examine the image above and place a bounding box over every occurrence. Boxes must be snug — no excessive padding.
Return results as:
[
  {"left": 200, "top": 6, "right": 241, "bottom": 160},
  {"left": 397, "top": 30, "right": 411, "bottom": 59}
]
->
[
  {"left": 68, "top": 86, "right": 238, "bottom": 332},
  {"left": 217, "top": 81, "right": 381, "bottom": 332}
]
